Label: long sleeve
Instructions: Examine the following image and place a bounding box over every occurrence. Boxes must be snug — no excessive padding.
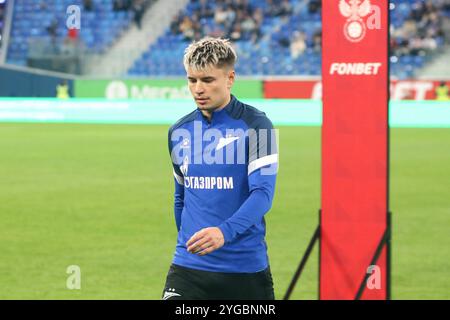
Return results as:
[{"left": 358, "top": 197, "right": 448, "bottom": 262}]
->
[
  {"left": 173, "top": 175, "right": 185, "bottom": 231},
  {"left": 218, "top": 167, "right": 277, "bottom": 243},
  {"left": 168, "top": 127, "right": 185, "bottom": 232},
  {"left": 218, "top": 115, "right": 278, "bottom": 243}
]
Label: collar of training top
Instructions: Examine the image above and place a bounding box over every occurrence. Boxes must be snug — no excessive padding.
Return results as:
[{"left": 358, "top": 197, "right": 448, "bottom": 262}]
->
[{"left": 197, "top": 95, "right": 238, "bottom": 123}]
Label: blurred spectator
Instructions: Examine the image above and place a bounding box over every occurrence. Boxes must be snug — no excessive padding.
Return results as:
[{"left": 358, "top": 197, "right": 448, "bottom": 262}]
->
[
  {"left": 237, "top": 10, "right": 261, "bottom": 42},
  {"left": 230, "top": 24, "right": 242, "bottom": 41},
  {"left": 278, "top": 34, "right": 290, "bottom": 48},
  {"left": 114, "top": 0, "right": 131, "bottom": 11},
  {"left": 132, "top": 0, "right": 145, "bottom": 29},
  {"left": 56, "top": 80, "right": 70, "bottom": 99},
  {"left": 180, "top": 16, "right": 196, "bottom": 40},
  {"left": 308, "top": 0, "right": 321, "bottom": 14},
  {"left": 265, "top": 0, "right": 279, "bottom": 17},
  {"left": 266, "top": 0, "right": 292, "bottom": 17},
  {"left": 214, "top": 5, "right": 228, "bottom": 26},
  {"left": 253, "top": 7, "right": 264, "bottom": 25},
  {"left": 241, "top": 12, "right": 255, "bottom": 33},
  {"left": 198, "top": 0, "right": 214, "bottom": 18},
  {"left": 46, "top": 18, "right": 58, "bottom": 43},
  {"left": 290, "top": 31, "right": 306, "bottom": 59},
  {"left": 312, "top": 30, "right": 322, "bottom": 53},
  {"left": 435, "top": 81, "right": 449, "bottom": 101},
  {"left": 224, "top": 5, "right": 237, "bottom": 30},
  {"left": 84, "top": 0, "right": 93, "bottom": 12},
  {"left": 279, "top": 0, "right": 293, "bottom": 16},
  {"left": 170, "top": 13, "right": 182, "bottom": 35},
  {"left": 235, "top": 0, "right": 252, "bottom": 15},
  {"left": 250, "top": 8, "right": 263, "bottom": 42}
]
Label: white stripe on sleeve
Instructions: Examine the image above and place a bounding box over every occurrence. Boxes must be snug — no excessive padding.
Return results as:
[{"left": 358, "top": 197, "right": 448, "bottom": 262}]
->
[{"left": 248, "top": 154, "right": 278, "bottom": 175}]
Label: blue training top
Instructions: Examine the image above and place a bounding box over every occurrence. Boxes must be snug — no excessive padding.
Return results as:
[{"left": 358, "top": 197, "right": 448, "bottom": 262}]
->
[{"left": 168, "top": 95, "right": 278, "bottom": 273}]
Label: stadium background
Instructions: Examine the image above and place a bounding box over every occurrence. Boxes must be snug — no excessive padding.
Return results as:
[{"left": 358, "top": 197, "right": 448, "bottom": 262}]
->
[{"left": 0, "top": 0, "right": 449, "bottom": 299}]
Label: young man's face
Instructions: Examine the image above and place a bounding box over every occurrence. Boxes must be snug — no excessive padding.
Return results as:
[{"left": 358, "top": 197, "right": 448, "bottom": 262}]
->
[{"left": 186, "top": 65, "right": 235, "bottom": 113}]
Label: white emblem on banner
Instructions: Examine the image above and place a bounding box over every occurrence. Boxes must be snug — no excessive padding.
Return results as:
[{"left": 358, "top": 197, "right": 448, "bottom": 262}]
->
[{"left": 339, "top": 0, "right": 372, "bottom": 43}]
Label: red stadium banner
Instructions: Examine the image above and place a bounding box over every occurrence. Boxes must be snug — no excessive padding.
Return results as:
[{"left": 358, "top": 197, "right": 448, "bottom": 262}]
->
[
  {"left": 263, "top": 80, "right": 322, "bottom": 99},
  {"left": 320, "top": 0, "right": 389, "bottom": 300},
  {"left": 264, "top": 79, "right": 449, "bottom": 100}
]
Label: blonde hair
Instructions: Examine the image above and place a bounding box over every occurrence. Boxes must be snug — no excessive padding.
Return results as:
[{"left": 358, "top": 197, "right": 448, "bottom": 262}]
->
[{"left": 183, "top": 37, "right": 237, "bottom": 71}]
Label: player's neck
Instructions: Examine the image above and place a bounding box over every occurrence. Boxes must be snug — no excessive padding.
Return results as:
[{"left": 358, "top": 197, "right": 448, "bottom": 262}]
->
[{"left": 201, "top": 95, "right": 231, "bottom": 122}]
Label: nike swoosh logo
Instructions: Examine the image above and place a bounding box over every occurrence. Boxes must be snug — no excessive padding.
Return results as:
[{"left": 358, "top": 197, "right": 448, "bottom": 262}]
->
[
  {"left": 162, "top": 291, "right": 181, "bottom": 300},
  {"left": 216, "top": 136, "right": 239, "bottom": 150}
]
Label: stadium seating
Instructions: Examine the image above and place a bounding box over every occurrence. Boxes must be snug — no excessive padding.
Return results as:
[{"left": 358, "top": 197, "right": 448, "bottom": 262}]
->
[
  {"left": 4, "top": 0, "right": 448, "bottom": 78},
  {"left": 6, "top": 0, "right": 133, "bottom": 66},
  {"left": 128, "top": 0, "right": 448, "bottom": 78}
]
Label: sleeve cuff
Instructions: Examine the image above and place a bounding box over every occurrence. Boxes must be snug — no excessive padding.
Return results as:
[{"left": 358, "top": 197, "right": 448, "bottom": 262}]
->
[{"left": 218, "top": 222, "right": 235, "bottom": 244}]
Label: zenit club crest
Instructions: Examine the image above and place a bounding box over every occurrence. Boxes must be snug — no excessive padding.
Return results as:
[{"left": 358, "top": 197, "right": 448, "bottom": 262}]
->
[
  {"left": 339, "top": 0, "right": 372, "bottom": 43},
  {"left": 181, "top": 138, "right": 190, "bottom": 149}
]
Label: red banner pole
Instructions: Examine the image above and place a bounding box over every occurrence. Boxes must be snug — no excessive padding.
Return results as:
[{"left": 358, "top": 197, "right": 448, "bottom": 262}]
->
[{"left": 320, "top": 0, "right": 389, "bottom": 300}]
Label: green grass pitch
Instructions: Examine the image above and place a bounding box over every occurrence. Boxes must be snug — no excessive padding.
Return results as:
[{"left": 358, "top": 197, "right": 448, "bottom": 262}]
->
[{"left": 0, "top": 123, "right": 449, "bottom": 299}]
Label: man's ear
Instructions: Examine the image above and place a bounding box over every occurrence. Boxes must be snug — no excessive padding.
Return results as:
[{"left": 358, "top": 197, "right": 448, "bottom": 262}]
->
[{"left": 227, "top": 70, "right": 236, "bottom": 90}]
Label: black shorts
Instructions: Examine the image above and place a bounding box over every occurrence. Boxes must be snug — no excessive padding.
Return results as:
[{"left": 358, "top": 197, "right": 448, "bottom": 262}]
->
[{"left": 162, "top": 264, "right": 275, "bottom": 300}]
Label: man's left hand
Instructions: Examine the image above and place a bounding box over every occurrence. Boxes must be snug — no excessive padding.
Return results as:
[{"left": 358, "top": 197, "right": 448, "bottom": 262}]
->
[{"left": 186, "top": 227, "right": 225, "bottom": 256}]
